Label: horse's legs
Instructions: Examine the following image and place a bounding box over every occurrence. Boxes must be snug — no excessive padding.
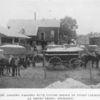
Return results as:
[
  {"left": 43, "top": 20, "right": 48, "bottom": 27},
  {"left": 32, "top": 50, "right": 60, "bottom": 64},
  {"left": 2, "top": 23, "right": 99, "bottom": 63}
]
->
[
  {"left": 18, "top": 67, "right": 20, "bottom": 76},
  {"left": 0, "top": 66, "right": 1, "bottom": 76},
  {"left": 0, "top": 66, "right": 2, "bottom": 76},
  {"left": 6, "top": 66, "right": 8, "bottom": 74},
  {"left": 6, "top": 66, "right": 9, "bottom": 75},
  {"left": 83, "top": 60, "right": 88, "bottom": 69},
  {"left": 96, "top": 60, "right": 99, "bottom": 69},
  {"left": 91, "top": 60, "right": 94, "bottom": 68},
  {"left": 12, "top": 67, "right": 15, "bottom": 77},
  {"left": 1, "top": 66, "right": 4, "bottom": 76},
  {"left": 15, "top": 68, "right": 17, "bottom": 76},
  {"left": 8, "top": 65, "right": 11, "bottom": 73}
]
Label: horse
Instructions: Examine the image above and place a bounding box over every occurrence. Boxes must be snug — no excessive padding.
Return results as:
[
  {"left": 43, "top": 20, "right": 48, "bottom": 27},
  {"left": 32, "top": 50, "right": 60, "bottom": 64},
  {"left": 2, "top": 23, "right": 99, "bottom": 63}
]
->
[
  {"left": 9, "top": 57, "right": 16, "bottom": 77},
  {"left": 18, "top": 57, "right": 27, "bottom": 68},
  {"left": 14, "top": 57, "right": 21, "bottom": 76},
  {"left": 0, "top": 57, "right": 11, "bottom": 76},
  {"left": 9, "top": 56, "right": 21, "bottom": 77},
  {"left": 0, "top": 58, "right": 6, "bottom": 76},
  {"left": 80, "top": 52, "right": 97, "bottom": 69}
]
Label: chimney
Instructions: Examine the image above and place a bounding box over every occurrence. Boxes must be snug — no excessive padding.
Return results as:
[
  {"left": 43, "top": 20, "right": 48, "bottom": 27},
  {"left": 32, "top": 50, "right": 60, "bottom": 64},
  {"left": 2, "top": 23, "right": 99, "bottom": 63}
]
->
[{"left": 34, "top": 12, "right": 36, "bottom": 21}]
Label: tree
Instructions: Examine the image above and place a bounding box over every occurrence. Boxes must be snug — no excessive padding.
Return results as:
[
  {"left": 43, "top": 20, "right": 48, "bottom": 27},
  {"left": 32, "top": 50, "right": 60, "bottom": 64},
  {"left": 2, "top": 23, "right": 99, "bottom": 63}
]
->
[{"left": 60, "top": 16, "right": 78, "bottom": 43}]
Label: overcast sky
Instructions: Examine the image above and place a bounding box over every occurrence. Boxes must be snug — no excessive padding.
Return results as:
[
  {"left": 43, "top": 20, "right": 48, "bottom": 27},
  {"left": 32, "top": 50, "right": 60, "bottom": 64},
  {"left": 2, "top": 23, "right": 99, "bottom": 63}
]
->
[{"left": 0, "top": 0, "right": 100, "bottom": 35}]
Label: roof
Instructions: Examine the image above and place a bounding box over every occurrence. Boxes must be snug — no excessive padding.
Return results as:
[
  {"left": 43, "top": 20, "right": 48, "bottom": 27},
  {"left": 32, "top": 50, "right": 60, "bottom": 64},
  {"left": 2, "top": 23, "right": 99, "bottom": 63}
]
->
[
  {"left": 37, "top": 19, "right": 60, "bottom": 27},
  {"left": 8, "top": 20, "right": 38, "bottom": 36},
  {"left": 7, "top": 19, "right": 60, "bottom": 36},
  {"left": 0, "top": 26, "right": 30, "bottom": 38},
  {"left": 0, "top": 26, "right": 9, "bottom": 37},
  {"left": 7, "top": 29, "right": 30, "bottom": 38}
]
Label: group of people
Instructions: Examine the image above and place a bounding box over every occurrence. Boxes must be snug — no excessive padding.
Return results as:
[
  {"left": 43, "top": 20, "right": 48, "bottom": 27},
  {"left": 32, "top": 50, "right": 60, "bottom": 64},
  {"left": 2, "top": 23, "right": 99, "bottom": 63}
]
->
[{"left": 0, "top": 54, "right": 36, "bottom": 77}]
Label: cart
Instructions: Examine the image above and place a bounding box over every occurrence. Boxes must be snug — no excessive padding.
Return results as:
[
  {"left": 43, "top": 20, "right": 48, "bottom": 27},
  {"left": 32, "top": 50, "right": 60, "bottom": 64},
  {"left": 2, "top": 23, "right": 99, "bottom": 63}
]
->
[{"left": 43, "top": 45, "right": 84, "bottom": 70}]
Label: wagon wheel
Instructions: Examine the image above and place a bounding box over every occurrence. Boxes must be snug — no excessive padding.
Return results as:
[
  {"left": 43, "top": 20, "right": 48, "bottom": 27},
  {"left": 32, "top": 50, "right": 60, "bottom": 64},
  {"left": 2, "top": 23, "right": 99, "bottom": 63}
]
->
[
  {"left": 69, "top": 58, "right": 82, "bottom": 69},
  {"left": 46, "top": 56, "right": 63, "bottom": 70}
]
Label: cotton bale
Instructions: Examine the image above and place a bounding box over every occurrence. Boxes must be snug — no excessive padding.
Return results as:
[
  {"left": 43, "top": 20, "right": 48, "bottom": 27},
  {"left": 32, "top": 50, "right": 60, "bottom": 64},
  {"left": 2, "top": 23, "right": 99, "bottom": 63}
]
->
[{"left": 0, "top": 44, "right": 26, "bottom": 56}]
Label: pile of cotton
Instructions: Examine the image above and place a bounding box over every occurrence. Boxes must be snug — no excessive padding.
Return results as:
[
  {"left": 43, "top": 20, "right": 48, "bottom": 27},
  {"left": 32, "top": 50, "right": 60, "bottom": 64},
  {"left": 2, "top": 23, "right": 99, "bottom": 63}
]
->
[
  {"left": 62, "top": 78, "right": 90, "bottom": 88},
  {"left": 95, "top": 83, "right": 100, "bottom": 88},
  {"left": 46, "top": 78, "right": 90, "bottom": 88},
  {"left": 89, "top": 83, "right": 100, "bottom": 88},
  {"left": 46, "top": 81, "right": 63, "bottom": 88}
]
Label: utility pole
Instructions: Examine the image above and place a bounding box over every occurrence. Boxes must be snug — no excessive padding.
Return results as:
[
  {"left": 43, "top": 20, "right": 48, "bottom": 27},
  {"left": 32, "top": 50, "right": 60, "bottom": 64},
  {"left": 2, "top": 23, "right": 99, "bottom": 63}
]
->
[{"left": 89, "top": 62, "right": 92, "bottom": 82}]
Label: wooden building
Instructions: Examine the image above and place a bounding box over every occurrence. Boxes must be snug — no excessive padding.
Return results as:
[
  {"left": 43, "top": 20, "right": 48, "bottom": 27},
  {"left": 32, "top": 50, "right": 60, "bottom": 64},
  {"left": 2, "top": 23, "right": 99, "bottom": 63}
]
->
[
  {"left": 7, "top": 19, "right": 60, "bottom": 46},
  {"left": 77, "top": 35, "right": 89, "bottom": 45},
  {"left": 0, "top": 26, "right": 30, "bottom": 45},
  {"left": 89, "top": 34, "right": 100, "bottom": 46}
]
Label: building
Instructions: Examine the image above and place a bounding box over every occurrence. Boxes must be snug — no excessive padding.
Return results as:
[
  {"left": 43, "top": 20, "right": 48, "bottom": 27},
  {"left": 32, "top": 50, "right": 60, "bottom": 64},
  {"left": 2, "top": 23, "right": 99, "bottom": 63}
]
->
[
  {"left": 0, "top": 26, "right": 29, "bottom": 45},
  {"left": 77, "top": 35, "right": 89, "bottom": 45},
  {"left": 89, "top": 33, "right": 100, "bottom": 46},
  {"left": 7, "top": 19, "right": 60, "bottom": 46}
]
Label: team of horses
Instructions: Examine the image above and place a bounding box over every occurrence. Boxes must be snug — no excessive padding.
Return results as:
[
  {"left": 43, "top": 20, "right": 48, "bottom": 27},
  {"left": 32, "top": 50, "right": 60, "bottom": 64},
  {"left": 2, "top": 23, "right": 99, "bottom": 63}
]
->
[
  {"left": 0, "top": 55, "right": 36, "bottom": 77},
  {"left": 0, "top": 45, "right": 100, "bottom": 77},
  {"left": 80, "top": 50, "right": 100, "bottom": 69}
]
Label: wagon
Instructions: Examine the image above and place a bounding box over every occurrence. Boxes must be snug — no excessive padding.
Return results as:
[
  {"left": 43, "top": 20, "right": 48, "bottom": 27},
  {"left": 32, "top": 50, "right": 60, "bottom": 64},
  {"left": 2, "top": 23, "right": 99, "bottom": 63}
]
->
[
  {"left": 43, "top": 44, "right": 84, "bottom": 70},
  {"left": 0, "top": 44, "right": 26, "bottom": 57}
]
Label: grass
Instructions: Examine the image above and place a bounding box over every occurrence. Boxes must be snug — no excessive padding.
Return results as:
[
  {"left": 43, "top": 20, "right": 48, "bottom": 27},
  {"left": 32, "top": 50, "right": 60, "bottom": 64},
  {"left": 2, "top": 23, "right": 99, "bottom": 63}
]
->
[{"left": 0, "top": 63, "right": 100, "bottom": 88}]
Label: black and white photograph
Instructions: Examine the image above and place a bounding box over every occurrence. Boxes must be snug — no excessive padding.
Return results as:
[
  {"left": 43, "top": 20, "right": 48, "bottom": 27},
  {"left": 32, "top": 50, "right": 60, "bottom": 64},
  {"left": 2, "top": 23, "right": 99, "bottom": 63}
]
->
[{"left": 0, "top": 0, "right": 100, "bottom": 89}]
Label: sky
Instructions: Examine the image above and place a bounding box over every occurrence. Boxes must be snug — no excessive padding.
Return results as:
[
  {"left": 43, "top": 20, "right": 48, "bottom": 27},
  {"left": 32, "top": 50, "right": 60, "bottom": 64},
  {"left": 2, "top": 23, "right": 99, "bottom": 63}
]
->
[{"left": 0, "top": 0, "right": 100, "bottom": 35}]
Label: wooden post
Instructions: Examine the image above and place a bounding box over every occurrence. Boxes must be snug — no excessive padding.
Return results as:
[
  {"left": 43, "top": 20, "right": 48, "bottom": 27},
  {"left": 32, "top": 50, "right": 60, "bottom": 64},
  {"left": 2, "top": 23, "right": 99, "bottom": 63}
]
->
[
  {"left": 58, "top": 28, "right": 60, "bottom": 44},
  {"left": 89, "top": 61, "right": 92, "bottom": 82},
  {"left": 43, "top": 50, "right": 46, "bottom": 79}
]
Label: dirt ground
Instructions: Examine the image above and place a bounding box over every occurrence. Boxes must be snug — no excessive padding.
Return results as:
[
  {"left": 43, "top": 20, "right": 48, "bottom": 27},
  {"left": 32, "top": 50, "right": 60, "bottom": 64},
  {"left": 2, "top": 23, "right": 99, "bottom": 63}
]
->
[{"left": 0, "top": 63, "right": 100, "bottom": 88}]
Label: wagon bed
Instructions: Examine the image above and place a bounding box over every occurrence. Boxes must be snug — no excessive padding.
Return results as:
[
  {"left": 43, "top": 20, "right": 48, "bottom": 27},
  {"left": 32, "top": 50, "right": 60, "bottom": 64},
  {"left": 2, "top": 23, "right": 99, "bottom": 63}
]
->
[{"left": 44, "top": 45, "right": 84, "bottom": 70}]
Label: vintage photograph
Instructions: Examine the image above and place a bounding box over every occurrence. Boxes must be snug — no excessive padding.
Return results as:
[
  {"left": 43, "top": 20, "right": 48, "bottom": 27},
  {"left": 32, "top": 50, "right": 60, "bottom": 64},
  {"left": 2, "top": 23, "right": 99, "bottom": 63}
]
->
[{"left": 0, "top": 0, "right": 99, "bottom": 88}]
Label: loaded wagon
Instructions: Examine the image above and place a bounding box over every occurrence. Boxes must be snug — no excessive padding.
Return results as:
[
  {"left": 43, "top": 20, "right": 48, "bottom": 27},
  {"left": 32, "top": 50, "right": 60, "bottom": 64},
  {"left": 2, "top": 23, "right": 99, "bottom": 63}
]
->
[
  {"left": 43, "top": 44, "right": 84, "bottom": 70},
  {"left": 0, "top": 44, "right": 34, "bottom": 57},
  {"left": 0, "top": 44, "right": 26, "bottom": 57}
]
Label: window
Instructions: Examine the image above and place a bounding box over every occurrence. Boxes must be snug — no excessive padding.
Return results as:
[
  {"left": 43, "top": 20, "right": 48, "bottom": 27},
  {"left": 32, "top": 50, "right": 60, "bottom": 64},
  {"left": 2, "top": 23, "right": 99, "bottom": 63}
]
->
[
  {"left": 51, "top": 30, "right": 55, "bottom": 39},
  {"left": 14, "top": 38, "right": 19, "bottom": 43},
  {"left": 40, "top": 32, "right": 45, "bottom": 40},
  {"left": 1, "top": 37, "right": 12, "bottom": 44}
]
